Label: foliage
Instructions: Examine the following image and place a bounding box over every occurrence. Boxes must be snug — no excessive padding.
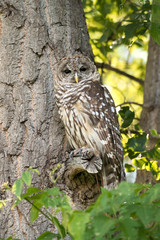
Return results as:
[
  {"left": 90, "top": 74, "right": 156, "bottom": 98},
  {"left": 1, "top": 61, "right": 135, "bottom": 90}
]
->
[
  {"left": 82, "top": 0, "right": 151, "bottom": 120},
  {"left": 119, "top": 106, "right": 135, "bottom": 128},
  {"left": 83, "top": 0, "right": 151, "bottom": 56},
  {"left": 82, "top": 0, "right": 160, "bottom": 180},
  {"left": 151, "top": 0, "right": 160, "bottom": 45},
  {"left": 119, "top": 106, "right": 160, "bottom": 180},
  {"left": 82, "top": 0, "right": 160, "bottom": 120},
  {"left": 83, "top": 0, "right": 160, "bottom": 54},
  {"left": 1, "top": 170, "right": 160, "bottom": 240}
]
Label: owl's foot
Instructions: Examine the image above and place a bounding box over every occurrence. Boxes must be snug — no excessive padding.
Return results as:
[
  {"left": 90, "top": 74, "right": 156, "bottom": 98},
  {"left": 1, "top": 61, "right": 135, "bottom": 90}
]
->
[
  {"left": 69, "top": 148, "right": 94, "bottom": 160},
  {"left": 69, "top": 148, "right": 102, "bottom": 174}
]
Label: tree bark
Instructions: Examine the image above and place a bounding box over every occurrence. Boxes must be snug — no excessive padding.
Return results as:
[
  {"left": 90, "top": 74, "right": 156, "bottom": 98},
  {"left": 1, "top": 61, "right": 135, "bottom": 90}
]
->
[
  {"left": 0, "top": 0, "right": 99, "bottom": 239},
  {"left": 138, "top": 37, "right": 160, "bottom": 184},
  {"left": 140, "top": 37, "right": 160, "bottom": 134}
]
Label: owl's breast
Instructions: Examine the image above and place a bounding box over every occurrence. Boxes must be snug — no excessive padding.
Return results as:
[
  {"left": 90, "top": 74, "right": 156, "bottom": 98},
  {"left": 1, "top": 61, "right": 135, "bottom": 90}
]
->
[
  {"left": 58, "top": 98, "right": 106, "bottom": 157},
  {"left": 58, "top": 100, "right": 88, "bottom": 149}
]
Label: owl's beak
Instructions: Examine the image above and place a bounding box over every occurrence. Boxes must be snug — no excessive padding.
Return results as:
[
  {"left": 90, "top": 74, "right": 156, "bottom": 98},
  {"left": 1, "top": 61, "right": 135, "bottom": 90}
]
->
[{"left": 75, "top": 72, "right": 79, "bottom": 83}]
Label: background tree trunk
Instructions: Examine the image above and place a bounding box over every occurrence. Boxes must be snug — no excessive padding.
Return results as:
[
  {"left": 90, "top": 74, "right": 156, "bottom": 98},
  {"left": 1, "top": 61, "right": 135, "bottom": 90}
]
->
[
  {"left": 140, "top": 37, "right": 160, "bottom": 134},
  {"left": 0, "top": 0, "right": 99, "bottom": 239},
  {"left": 137, "top": 37, "right": 160, "bottom": 184}
]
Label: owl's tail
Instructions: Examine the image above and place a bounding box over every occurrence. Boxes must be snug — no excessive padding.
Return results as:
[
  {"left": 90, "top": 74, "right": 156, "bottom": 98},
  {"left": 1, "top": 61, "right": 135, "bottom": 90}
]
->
[{"left": 102, "top": 156, "right": 125, "bottom": 190}]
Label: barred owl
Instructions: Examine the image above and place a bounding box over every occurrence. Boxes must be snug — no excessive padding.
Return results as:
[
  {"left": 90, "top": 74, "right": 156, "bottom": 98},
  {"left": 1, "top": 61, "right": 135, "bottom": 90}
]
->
[{"left": 54, "top": 55, "right": 125, "bottom": 189}]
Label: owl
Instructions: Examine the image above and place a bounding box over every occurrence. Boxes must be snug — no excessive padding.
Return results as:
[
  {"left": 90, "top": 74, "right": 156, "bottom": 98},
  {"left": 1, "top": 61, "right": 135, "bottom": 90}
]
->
[{"left": 54, "top": 55, "right": 125, "bottom": 189}]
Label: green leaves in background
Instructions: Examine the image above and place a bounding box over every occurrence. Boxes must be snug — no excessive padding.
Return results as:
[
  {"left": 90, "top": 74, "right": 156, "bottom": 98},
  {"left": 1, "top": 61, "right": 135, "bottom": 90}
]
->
[
  {"left": 127, "top": 133, "right": 147, "bottom": 152},
  {"left": 119, "top": 104, "right": 160, "bottom": 179},
  {"left": 151, "top": 0, "right": 160, "bottom": 45},
  {"left": 82, "top": 0, "right": 152, "bottom": 59},
  {"left": 125, "top": 163, "right": 135, "bottom": 172}
]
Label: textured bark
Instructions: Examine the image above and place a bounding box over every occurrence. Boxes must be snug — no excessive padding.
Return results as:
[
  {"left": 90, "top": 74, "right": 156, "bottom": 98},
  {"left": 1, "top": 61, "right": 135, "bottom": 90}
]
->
[
  {"left": 141, "top": 38, "right": 160, "bottom": 134},
  {"left": 138, "top": 38, "right": 160, "bottom": 184},
  {"left": 0, "top": 0, "right": 99, "bottom": 239}
]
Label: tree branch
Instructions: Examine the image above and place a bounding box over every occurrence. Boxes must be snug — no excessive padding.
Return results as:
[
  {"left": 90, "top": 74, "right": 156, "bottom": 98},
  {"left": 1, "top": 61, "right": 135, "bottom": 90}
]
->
[
  {"left": 116, "top": 102, "right": 143, "bottom": 107},
  {"left": 120, "top": 129, "right": 142, "bottom": 135},
  {"left": 96, "top": 62, "right": 144, "bottom": 86}
]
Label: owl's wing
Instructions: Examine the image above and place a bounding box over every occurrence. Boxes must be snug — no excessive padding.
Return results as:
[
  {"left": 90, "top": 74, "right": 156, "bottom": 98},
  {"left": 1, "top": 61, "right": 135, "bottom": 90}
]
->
[{"left": 83, "top": 81, "right": 123, "bottom": 162}]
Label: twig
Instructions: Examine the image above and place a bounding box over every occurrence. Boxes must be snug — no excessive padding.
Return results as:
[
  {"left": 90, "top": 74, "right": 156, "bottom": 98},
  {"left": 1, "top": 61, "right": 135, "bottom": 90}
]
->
[
  {"left": 25, "top": 197, "right": 64, "bottom": 238},
  {"left": 120, "top": 129, "right": 142, "bottom": 135},
  {"left": 96, "top": 62, "right": 144, "bottom": 86},
  {"left": 25, "top": 197, "right": 53, "bottom": 222},
  {"left": 116, "top": 102, "right": 143, "bottom": 107}
]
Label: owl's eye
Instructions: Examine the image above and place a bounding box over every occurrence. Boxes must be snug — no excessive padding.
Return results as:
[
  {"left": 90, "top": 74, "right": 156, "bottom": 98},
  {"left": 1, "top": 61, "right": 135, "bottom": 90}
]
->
[
  {"left": 80, "top": 66, "right": 87, "bottom": 72},
  {"left": 64, "top": 68, "right": 71, "bottom": 74}
]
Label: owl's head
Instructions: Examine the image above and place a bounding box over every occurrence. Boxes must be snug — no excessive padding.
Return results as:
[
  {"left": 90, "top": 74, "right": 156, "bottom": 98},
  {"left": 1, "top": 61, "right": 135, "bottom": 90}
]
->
[{"left": 56, "top": 55, "right": 99, "bottom": 84}]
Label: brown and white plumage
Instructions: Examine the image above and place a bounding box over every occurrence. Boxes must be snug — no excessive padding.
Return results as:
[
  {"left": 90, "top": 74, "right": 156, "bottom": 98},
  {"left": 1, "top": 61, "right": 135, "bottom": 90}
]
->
[{"left": 54, "top": 55, "right": 125, "bottom": 189}]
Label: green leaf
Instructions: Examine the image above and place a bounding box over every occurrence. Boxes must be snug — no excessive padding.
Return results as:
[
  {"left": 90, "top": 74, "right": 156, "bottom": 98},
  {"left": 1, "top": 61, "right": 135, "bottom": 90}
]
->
[
  {"left": 134, "top": 123, "right": 142, "bottom": 131},
  {"left": 132, "top": 158, "right": 148, "bottom": 169},
  {"left": 50, "top": 216, "right": 66, "bottom": 239},
  {"left": 36, "top": 232, "right": 60, "bottom": 240},
  {"left": 118, "top": 218, "right": 140, "bottom": 239},
  {"left": 142, "top": 147, "right": 160, "bottom": 160},
  {"left": 142, "top": 183, "right": 160, "bottom": 203},
  {"left": 30, "top": 200, "right": 43, "bottom": 224},
  {"left": 28, "top": 167, "right": 40, "bottom": 175},
  {"left": 0, "top": 200, "right": 6, "bottom": 209},
  {"left": 100, "top": 29, "right": 112, "bottom": 42},
  {"left": 29, "top": 192, "right": 48, "bottom": 201},
  {"left": 127, "top": 149, "right": 140, "bottom": 159},
  {"left": 125, "top": 163, "right": 135, "bottom": 172},
  {"left": 136, "top": 205, "right": 157, "bottom": 226},
  {"left": 127, "top": 133, "right": 147, "bottom": 152},
  {"left": 12, "top": 179, "right": 23, "bottom": 198},
  {"left": 22, "top": 171, "right": 32, "bottom": 186},
  {"left": 119, "top": 106, "right": 135, "bottom": 128},
  {"left": 150, "top": 129, "right": 158, "bottom": 136},
  {"left": 46, "top": 187, "right": 61, "bottom": 196},
  {"left": 92, "top": 216, "right": 117, "bottom": 239},
  {"left": 124, "top": 23, "right": 138, "bottom": 39},
  {"left": 68, "top": 212, "right": 90, "bottom": 240},
  {"left": 22, "top": 187, "right": 41, "bottom": 199}
]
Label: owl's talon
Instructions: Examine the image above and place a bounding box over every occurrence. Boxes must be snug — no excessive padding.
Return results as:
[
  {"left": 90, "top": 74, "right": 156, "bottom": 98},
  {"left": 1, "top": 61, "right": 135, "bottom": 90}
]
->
[
  {"left": 69, "top": 148, "right": 94, "bottom": 160},
  {"left": 69, "top": 149, "right": 82, "bottom": 158},
  {"left": 68, "top": 149, "right": 103, "bottom": 174}
]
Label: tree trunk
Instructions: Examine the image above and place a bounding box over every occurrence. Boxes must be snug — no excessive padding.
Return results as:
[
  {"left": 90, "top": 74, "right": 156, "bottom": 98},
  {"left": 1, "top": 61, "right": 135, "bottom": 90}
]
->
[
  {"left": 140, "top": 37, "right": 160, "bottom": 134},
  {"left": 138, "top": 37, "right": 160, "bottom": 184},
  {"left": 0, "top": 0, "right": 99, "bottom": 239}
]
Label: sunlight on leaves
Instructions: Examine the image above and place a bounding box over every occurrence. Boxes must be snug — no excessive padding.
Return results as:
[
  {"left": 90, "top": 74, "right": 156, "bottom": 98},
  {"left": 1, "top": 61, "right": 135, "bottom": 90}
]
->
[
  {"left": 22, "top": 171, "right": 32, "bottom": 186},
  {"left": 12, "top": 179, "right": 23, "bottom": 199}
]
